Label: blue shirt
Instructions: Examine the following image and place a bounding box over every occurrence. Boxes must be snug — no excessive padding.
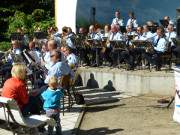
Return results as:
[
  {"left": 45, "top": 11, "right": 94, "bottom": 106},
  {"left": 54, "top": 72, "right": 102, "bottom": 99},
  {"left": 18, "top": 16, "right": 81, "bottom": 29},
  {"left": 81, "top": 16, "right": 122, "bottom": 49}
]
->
[
  {"left": 152, "top": 35, "right": 168, "bottom": 52},
  {"left": 41, "top": 88, "right": 64, "bottom": 110},
  {"left": 44, "top": 61, "right": 74, "bottom": 84}
]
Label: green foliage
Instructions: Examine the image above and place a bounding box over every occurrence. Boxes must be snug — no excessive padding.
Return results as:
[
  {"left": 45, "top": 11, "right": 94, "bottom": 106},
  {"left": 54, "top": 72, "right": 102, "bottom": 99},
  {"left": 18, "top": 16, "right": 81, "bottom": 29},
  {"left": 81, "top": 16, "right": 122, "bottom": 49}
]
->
[
  {"left": 0, "top": 42, "right": 11, "bottom": 51},
  {"left": 32, "top": 9, "right": 46, "bottom": 22},
  {"left": 8, "top": 11, "right": 27, "bottom": 34}
]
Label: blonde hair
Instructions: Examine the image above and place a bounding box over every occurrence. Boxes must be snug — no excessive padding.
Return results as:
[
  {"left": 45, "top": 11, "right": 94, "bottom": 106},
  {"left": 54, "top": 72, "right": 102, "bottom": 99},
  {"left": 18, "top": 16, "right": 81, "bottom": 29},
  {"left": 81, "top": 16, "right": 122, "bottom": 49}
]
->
[
  {"left": 11, "top": 63, "right": 27, "bottom": 80},
  {"left": 48, "top": 76, "right": 58, "bottom": 89}
]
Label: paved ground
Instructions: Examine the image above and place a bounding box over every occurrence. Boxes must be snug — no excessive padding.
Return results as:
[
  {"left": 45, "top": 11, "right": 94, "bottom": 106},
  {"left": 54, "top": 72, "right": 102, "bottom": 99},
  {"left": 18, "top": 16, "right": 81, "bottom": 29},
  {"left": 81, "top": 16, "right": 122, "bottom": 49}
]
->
[{"left": 78, "top": 94, "right": 180, "bottom": 135}]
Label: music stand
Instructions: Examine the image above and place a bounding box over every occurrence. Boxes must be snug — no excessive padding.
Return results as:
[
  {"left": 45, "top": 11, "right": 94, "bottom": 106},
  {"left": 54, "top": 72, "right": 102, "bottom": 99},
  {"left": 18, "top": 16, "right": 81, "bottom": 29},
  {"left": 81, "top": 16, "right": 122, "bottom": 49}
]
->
[
  {"left": 34, "top": 31, "right": 47, "bottom": 39},
  {"left": 127, "top": 35, "right": 134, "bottom": 41},
  {"left": 131, "top": 40, "right": 152, "bottom": 49},
  {"left": 120, "top": 26, "right": 126, "bottom": 33}
]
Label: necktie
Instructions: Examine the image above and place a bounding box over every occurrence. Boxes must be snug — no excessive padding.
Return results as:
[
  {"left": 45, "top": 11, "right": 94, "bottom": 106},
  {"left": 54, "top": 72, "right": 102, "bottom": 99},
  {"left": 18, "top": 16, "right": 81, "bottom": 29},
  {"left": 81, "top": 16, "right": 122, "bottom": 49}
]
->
[
  {"left": 154, "top": 37, "right": 160, "bottom": 47},
  {"left": 168, "top": 32, "right": 171, "bottom": 41}
]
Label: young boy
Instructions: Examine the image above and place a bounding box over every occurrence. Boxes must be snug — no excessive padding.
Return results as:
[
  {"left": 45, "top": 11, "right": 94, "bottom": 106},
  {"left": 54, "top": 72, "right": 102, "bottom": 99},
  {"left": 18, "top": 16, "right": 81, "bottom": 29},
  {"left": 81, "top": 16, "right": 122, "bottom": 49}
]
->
[{"left": 41, "top": 76, "right": 64, "bottom": 135}]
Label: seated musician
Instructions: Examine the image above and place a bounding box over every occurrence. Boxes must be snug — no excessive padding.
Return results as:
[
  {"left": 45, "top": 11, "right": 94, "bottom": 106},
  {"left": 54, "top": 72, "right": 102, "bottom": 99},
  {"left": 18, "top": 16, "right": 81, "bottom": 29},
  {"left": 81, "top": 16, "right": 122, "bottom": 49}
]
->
[
  {"left": 145, "top": 27, "right": 168, "bottom": 70},
  {"left": 102, "top": 24, "right": 111, "bottom": 38},
  {"left": 1, "top": 63, "right": 42, "bottom": 116},
  {"left": 61, "top": 26, "right": 76, "bottom": 50},
  {"left": 0, "top": 40, "right": 22, "bottom": 82},
  {"left": 64, "top": 46, "right": 78, "bottom": 69},
  {"left": 142, "top": 25, "right": 154, "bottom": 40},
  {"left": 41, "top": 39, "right": 57, "bottom": 70},
  {"left": 7, "top": 40, "right": 22, "bottom": 63},
  {"left": 108, "top": 24, "right": 124, "bottom": 67},
  {"left": 126, "top": 11, "right": 138, "bottom": 30},
  {"left": 44, "top": 50, "right": 74, "bottom": 84},
  {"left": 111, "top": 10, "right": 124, "bottom": 27},
  {"left": 87, "top": 25, "right": 102, "bottom": 66},
  {"left": 28, "top": 41, "right": 41, "bottom": 64},
  {"left": 165, "top": 24, "right": 177, "bottom": 49}
]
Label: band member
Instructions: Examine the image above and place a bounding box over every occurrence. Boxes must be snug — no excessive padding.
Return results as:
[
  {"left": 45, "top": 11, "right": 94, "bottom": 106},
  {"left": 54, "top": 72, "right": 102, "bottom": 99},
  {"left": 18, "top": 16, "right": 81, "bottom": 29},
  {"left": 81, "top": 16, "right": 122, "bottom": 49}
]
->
[
  {"left": 121, "top": 26, "right": 145, "bottom": 70},
  {"left": 28, "top": 41, "right": 41, "bottom": 64},
  {"left": 77, "top": 27, "right": 90, "bottom": 66},
  {"left": 126, "top": 11, "right": 138, "bottom": 29},
  {"left": 145, "top": 27, "right": 168, "bottom": 70},
  {"left": 64, "top": 46, "right": 78, "bottom": 69},
  {"left": 111, "top": 10, "right": 124, "bottom": 26},
  {"left": 165, "top": 24, "right": 177, "bottom": 47},
  {"left": 163, "top": 16, "right": 174, "bottom": 28},
  {"left": 108, "top": 24, "right": 124, "bottom": 66},
  {"left": 87, "top": 25, "right": 101, "bottom": 66},
  {"left": 142, "top": 25, "right": 154, "bottom": 40},
  {"left": 61, "top": 26, "right": 76, "bottom": 49},
  {"left": 42, "top": 39, "right": 57, "bottom": 70}
]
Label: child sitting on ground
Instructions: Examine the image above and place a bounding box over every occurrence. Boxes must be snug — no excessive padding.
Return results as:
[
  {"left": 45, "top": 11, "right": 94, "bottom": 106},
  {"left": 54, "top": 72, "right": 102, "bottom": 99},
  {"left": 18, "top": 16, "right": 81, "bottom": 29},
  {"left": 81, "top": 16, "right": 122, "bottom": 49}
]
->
[{"left": 41, "top": 76, "right": 64, "bottom": 135}]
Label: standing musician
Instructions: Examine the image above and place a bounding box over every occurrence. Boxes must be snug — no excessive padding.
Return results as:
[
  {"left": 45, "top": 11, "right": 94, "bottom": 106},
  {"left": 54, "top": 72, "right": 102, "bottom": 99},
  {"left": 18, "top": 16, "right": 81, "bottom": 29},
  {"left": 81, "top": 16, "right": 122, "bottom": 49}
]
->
[
  {"left": 144, "top": 27, "right": 168, "bottom": 71},
  {"left": 111, "top": 10, "right": 124, "bottom": 27},
  {"left": 126, "top": 11, "right": 138, "bottom": 30}
]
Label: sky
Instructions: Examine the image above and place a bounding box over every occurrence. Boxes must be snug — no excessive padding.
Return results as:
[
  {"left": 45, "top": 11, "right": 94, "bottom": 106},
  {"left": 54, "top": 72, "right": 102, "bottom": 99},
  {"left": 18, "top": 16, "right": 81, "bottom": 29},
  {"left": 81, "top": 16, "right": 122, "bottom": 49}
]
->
[{"left": 76, "top": 0, "right": 180, "bottom": 26}]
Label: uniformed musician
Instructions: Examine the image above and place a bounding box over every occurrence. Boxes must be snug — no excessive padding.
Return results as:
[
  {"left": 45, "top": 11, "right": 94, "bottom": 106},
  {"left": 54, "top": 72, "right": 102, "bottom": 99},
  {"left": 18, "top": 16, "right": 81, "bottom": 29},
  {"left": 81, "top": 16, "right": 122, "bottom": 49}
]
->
[
  {"left": 111, "top": 10, "right": 124, "bottom": 27},
  {"left": 145, "top": 27, "right": 168, "bottom": 70},
  {"left": 126, "top": 11, "right": 138, "bottom": 30}
]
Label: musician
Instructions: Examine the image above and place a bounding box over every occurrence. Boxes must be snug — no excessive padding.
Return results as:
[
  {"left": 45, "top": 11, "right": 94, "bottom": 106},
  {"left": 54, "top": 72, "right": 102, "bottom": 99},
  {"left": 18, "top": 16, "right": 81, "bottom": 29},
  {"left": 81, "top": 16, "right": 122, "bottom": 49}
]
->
[
  {"left": 42, "top": 39, "right": 57, "bottom": 70},
  {"left": 111, "top": 10, "right": 124, "bottom": 26},
  {"left": 121, "top": 26, "right": 145, "bottom": 70},
  {"left": 126, "top": 11, "right": 138, "bottom": 29},
  {"left": 88, "top": 25, "right": 101, "bottom": 40},
  {"left": 44, "top": 50, "right": 74, "bottom": 84},
  {"left": 64, "top": 46, "right": 78, "bottom": 68},
  {"left": 165, "top": 24, "right": 177, "bottom": 47},
  {"left": 87, "top": 25, "right": 102, "bottom": 66},
  {"left": 102, "top": 24, "right": 111, "bottom": 38},
  {"left": 145, "top": 27, "right": 168, "bottom": 70},
  {"left": 142, "top": 25, "right": 154, "bottom": 40},
  {"left": 28, "top": 41, "right": 41, "bottom": 64},
  {"left": 163, "top": 16, "right": 174, "bottom": 27},
  {"left": 108, "top": 24, "right": 124, "bottom": 66},
  {"left": 61, "top": 26, "right": 76, "bottom": 49}
]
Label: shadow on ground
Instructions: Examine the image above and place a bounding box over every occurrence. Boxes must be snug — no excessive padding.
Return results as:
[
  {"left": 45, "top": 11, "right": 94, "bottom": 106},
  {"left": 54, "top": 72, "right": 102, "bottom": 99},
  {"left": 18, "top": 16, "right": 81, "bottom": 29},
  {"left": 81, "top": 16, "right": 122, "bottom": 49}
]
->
[{"left": 76, "top": 127, "right": 124, "bottom": 135}]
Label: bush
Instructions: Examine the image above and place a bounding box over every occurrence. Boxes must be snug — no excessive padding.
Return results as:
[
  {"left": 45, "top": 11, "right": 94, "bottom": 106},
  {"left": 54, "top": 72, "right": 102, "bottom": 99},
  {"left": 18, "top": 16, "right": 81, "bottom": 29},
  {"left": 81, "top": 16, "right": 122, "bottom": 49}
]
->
[
  {"left": 0, "top": 42, "right": 11, "bottom": 51},
  {"left": 32, "top": 9, "right": 46, "bottom": 22}
]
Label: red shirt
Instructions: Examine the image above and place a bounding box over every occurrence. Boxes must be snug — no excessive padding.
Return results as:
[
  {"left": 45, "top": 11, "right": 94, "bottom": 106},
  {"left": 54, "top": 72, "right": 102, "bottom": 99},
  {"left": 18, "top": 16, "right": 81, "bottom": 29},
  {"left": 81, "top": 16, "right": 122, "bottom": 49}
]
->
[{"left": 1, "top": 77, "right": 29, "bottom": 110}]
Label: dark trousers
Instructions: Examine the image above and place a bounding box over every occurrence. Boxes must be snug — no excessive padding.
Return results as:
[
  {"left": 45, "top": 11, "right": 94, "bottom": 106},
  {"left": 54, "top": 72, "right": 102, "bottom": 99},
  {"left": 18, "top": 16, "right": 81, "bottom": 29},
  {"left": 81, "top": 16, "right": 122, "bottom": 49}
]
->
[
  {"left": 22, "top": 96, "right": 43, "bottom": 116},
  {"left": 120, "top": 50, "right": 134, "bottom": 69},
  {"left": 145, "top": 50, "right": 163, "bottom": 69},
  {"left": 46, "top": 111, "right": 62, "bottom": 135}
]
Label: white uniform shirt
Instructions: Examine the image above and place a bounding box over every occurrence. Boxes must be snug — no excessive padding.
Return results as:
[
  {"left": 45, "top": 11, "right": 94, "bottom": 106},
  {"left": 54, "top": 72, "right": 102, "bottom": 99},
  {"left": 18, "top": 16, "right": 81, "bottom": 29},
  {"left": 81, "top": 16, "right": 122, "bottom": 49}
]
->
[
  {"left": 142, "top": 31, "right": 154, "bottom": 40},
  {"left": 112, "top": 18, "right": 124, "bottom": 26},
  {"left": 126, "top": 18, "right": 138, "bottom": 28},
  {"left": 152, "top": 35, "right": 168, "bottom": 52},
  {"left": 66, "top": 53, "right": 78, "bottom": 66},
  {"left": 109, "top": 32, "right": 124, "bottom": 41},
  {"left": 165, "top": 31, "right": 177, "bottom": 46}
]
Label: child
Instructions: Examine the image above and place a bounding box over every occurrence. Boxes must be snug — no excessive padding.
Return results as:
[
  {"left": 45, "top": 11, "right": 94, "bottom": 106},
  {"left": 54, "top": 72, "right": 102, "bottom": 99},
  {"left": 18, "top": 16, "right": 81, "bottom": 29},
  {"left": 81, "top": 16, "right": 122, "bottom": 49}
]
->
[{"left": 41, "top": 76, "right": 64, "bottom": 135}]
